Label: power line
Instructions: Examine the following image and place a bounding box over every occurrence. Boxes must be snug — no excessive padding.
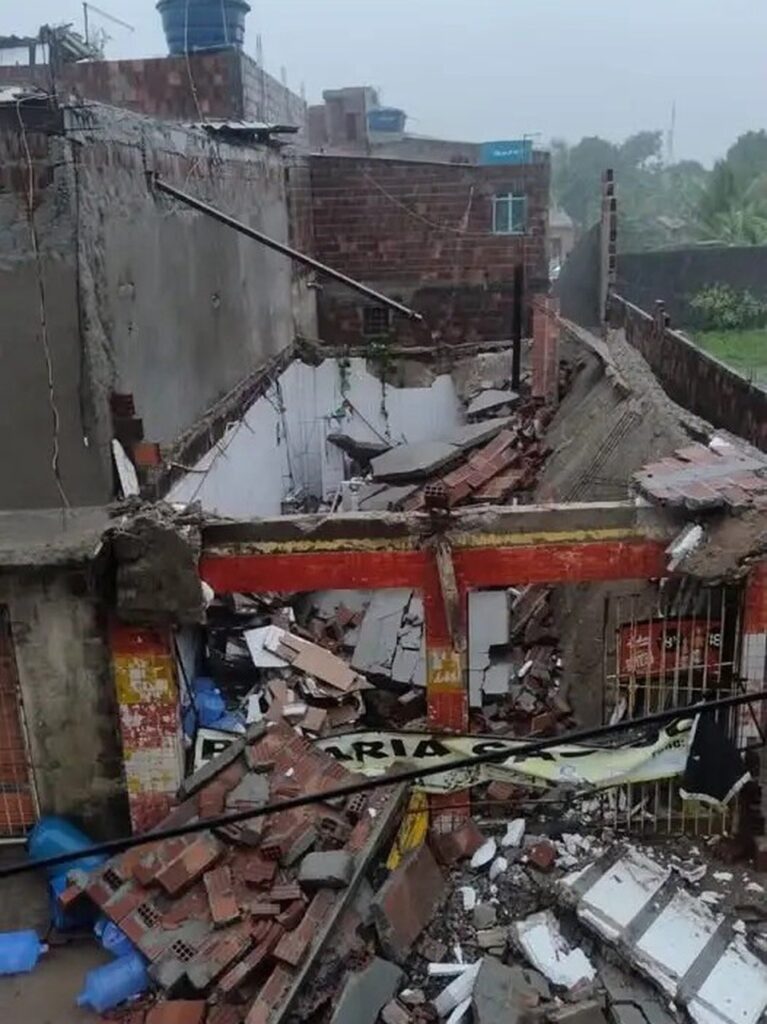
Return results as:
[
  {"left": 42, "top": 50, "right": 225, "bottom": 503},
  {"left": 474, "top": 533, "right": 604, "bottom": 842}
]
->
[{"left": 2, "top": 689, "right": 764, "bottom": 881}]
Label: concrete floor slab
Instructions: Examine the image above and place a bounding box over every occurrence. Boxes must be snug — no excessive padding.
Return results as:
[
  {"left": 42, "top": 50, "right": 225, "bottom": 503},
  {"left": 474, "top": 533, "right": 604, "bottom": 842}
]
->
[{"left": 370, "top": 441, "right": 461, "bottom": 482}]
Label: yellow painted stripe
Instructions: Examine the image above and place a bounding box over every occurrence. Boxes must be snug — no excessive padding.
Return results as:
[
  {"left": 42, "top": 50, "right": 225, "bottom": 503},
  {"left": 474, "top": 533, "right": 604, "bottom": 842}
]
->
[
  {"left": 451, "top": 526, "right": 649, "bottom": 549},
  {"left": 207, "top": 525, "right": 648, "bottom": 557}
]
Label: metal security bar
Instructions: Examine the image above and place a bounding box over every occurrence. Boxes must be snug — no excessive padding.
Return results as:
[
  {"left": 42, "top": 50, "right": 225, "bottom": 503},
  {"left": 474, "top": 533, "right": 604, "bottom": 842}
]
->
[
  {"left": 0, "top": 608, "right": 38, "bottom": 838},
  {"left": 599, "top": 583, "right": 744, "bottom": 836}
]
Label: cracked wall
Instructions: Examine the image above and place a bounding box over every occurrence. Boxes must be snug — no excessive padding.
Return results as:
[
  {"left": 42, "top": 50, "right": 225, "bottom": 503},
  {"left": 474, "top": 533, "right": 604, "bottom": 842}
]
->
[
  {"left": 0, "top": 567, "right": 129, "bottom": 836},
  {"left": 0, "top": 101, "right": 316, "bottom": 510}
]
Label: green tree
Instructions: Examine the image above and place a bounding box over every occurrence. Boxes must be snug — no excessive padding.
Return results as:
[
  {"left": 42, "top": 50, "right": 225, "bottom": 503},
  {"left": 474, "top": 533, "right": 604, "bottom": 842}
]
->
[{"left": 725, "top": 131, "right": 767, "bottom": 192}]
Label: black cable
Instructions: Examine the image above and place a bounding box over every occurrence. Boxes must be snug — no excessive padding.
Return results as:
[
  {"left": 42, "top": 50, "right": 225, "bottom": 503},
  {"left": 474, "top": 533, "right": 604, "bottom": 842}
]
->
[{"left": 4, "top": 689, "right": 764, "bottom": 881}]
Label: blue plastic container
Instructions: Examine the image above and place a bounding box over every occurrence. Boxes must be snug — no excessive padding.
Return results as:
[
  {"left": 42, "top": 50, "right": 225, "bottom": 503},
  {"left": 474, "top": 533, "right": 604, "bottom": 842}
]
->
[
  {"left": 27, "top": 816, "right": 106, "bottom": 879},
  {"left": 0, "top": 931, "right": 45, "bottom": 976},
  {"left": 157, "top": 0, "right": 250, "bottom": 55},
  {"left": 195, "top": 688, "right": 227, "bottom": 727},
  {"left": 77, "top": 952, "right": 149, "bottom": 1013},
  {"left": 94, "top": 917, "right": 135, "bottom": 959},
  {"left": 49, "top": 874, "right": 97, "bottom": 932}
]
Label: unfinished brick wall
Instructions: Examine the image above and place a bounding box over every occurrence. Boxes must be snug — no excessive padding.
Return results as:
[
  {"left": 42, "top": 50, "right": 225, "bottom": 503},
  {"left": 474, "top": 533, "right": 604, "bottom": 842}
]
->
[
  {"left": 0, "top": 52, "right": 307, "bottom": 134},
  {"left": 309, "top": 154, "right": 550, "bottom": 346}
]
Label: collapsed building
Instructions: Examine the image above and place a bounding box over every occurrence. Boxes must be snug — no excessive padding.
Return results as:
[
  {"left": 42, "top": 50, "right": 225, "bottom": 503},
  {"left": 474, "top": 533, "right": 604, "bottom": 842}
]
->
[{"left": 0, "top": 10, "right": 766, "bottom": 1024}]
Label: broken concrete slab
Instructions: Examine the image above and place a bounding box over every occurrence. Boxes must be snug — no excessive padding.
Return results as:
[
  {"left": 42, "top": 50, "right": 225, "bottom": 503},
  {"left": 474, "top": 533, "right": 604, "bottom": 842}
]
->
[
  {"left": 358, "top": 482, "right": 420, "bottom": 511},
  {"left": 467, "top": 389, "right": 520, "bottom": 419},
  {"left": 449, "top": 417, "right": 513, "bottom": 451},
  {"left": 513, "top": 911, "right": 596, "bottom": 993},
  {"left": 352, "top": 589, "right": 412, "bottom": 675},
  {"left": 473, "top": 903, "right": 498, "bottom": 929},
  {"left": 330, "top": 958, "right": 404, "bottom": 1024},
  {"left": 391, "top": 644, "right": 424, "bottom": 686},
  {"left": 273, "top": 631, "right": 360, "bottom": 692},
  {"left": 468, "top": 590, "right": 510, "bottom": 708},
  {"left": 473, "top": 957, "right": 542, "bottom": 1024},
  {"left": 549, "top": 1000, "right": 608, "bottom": 1024},
  {"left": 373, "top": 843, "right": 445, "bottom": 962},
  {"left": 244, "top": 625, "right": 292, "bottom": 669},
  {"left": 596, "top": 958, "right": 674, "bottom": 1024},
  {"left": 562, "top": 846, "right": 767, "bottom": 1024},
  {"left": 371, "top": 441, "right": 462, "bottom": 482},
  {"left": 225, "top": 773, "right": 269, "bottom": 809},
  {"left": 298, "top": 851, "right": 354, "bottom": 890},
  {"left": 477, "top": 926, "right": 508, "bottom": 951}
]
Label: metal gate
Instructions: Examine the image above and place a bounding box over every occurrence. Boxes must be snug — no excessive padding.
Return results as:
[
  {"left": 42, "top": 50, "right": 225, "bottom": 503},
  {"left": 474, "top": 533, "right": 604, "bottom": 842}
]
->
[
  {"left": 0, "top": 608, "right": 37, "bottom": 837},
  {"left": 599, "top": 581, "right": 748, "bottom": 836}
]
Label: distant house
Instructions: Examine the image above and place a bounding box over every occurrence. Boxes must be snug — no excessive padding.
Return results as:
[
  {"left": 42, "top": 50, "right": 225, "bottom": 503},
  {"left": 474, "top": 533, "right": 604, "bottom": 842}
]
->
[{"left": 549, "top": 206, "right": 576, "bottom": 269}]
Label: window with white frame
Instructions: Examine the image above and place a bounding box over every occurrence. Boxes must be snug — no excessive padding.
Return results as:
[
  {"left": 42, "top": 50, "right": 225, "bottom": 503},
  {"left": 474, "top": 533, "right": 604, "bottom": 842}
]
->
[{"left": 492, "top": 193, "right": 527, "bottom": 235}]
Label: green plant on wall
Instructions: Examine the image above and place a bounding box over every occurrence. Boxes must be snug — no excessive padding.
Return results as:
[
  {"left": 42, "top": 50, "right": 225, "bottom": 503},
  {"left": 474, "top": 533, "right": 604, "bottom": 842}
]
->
[
  {"left": 368, "top": 335, "right": 394, "bottom": 438},
  {"left": 689, "top": 283, "right": 767, "bottom": 332},
  {"left": 337, "top": 352, "right": 352, "bottom": 398}
]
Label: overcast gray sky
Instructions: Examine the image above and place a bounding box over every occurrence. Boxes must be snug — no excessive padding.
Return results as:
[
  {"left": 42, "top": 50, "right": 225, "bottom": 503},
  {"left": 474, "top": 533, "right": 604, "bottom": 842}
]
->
[{"left": 10, "top": 0, "right": 767, "bottom": 164}]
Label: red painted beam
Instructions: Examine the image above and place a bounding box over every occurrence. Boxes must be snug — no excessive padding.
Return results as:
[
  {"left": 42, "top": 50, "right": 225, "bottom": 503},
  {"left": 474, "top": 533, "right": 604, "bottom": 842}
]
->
[
  {"left": 454, "top": 540, "right": 668, "bottom": 588},
  {"left": 200, "top": 549, "right": 430, "bottom": 594},
  {"left": 200, "top": 539, "right": 668, "bottom": 595}
]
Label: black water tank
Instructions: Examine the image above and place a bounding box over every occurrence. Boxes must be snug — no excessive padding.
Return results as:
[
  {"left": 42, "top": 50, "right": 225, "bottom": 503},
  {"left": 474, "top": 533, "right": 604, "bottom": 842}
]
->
[{"left": 157, "top": 0, "right": 251, "bottom": 54}]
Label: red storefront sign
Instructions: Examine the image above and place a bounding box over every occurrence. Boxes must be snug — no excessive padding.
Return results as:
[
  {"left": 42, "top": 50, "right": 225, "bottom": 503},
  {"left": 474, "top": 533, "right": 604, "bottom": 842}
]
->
[{"left": 618, "top": 619, "right": 722, "bottom": 678}]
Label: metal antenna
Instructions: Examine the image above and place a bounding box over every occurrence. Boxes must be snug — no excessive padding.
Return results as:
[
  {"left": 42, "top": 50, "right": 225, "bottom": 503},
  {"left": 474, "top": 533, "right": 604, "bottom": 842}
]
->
[{"left": 83, "top": 2, "right": 136, "bottom": 38}]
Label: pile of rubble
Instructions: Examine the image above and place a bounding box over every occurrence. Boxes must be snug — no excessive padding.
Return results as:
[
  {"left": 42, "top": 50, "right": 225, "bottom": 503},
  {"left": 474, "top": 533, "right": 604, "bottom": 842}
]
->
[
  {"left": 58, "top": 726, "right": 767, "bottom": 1024},
  {"left": 335, "top": 392, "right": 552, "bottom": 514},
  {"left": 195, "top": 583, "right": 570, "bottom": 748},
  {"left": 61, "top": 721, "right": 401, "bottom": 1023}
]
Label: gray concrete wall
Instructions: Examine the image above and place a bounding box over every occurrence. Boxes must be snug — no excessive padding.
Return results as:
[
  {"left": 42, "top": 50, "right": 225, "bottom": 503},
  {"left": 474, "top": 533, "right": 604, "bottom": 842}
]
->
[
  {"left": 0, "top": 105, "right": 111, "bottom": 510},
  {"left": 71, "top": 104, "right": 311, "bottom": 451},
  {"left": 0, "top": 101, "right": 314, "bottom": 509},
  {"left": 616, "top": 245, "right": 767, "bottom": 325},
  {"left": 0, "top": 568, "right": 128, "bottom": 837},
  {"left": 553, "top": 222, "right": 601, "bottom": 328}
]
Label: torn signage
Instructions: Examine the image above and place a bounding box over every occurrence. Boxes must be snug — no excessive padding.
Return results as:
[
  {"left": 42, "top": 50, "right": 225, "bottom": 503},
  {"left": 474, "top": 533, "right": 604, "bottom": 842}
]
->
[
  {"left": 618, "top": 619, "right": 722, "bottom": 678},
  {"left": 191, "top": 719, "right": 746, "bottom": 809},
  {"left": 316, "top": 719, "right": 742, "bottom": 804}
]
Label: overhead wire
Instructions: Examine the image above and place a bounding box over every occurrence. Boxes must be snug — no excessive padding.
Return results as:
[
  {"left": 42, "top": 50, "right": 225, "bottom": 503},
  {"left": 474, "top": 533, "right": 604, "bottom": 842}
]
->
[{"left": 1, "top": 689, "right": 764, "bottom": 881}]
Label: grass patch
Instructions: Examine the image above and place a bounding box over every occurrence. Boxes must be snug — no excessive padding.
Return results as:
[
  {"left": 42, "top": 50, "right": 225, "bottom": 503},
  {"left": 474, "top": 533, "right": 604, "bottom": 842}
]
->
[{"left": 693, "top": 328, "right": 767, "bottom": 386}]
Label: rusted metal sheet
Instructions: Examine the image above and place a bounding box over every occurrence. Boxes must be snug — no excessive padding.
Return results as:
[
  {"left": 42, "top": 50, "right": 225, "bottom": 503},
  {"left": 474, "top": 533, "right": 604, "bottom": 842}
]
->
[{"left": 0, "top": 608, "right": 37, "bottom": 837}]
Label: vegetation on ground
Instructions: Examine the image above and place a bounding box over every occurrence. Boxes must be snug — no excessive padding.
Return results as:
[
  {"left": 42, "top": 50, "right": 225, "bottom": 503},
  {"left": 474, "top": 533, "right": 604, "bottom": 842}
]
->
[
  {"left": 689, "top": 284, "right": 767, "bottom": 332},
  {"left": 693, "top": 328, "right": 767, "bottom": 386}
]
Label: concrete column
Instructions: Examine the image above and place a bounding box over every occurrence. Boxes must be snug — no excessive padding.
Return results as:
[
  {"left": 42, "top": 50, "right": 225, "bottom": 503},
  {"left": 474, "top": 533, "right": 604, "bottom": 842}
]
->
[
  {"left": 110, "top": 624, "right": 184, "bottom": 833},
  {"left": 422, "top": 554, "right": 468, "bottom": 734}
]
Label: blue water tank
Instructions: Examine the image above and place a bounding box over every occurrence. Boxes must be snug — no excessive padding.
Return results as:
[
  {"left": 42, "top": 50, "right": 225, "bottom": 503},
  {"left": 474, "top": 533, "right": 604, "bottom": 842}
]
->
[
  {"left": 157, "top": 0, "right": 251, "bottom": 55},
  {"left": 77, "top": 952, "right": 149, "bottom": 1013},
  {"left": 0, "top": 931, "right": 45, "bottom": 976},
  {"left": 27, "top": 816, "right": 106, "bottom": 879},
  {"left": 368, "top": 108, "right": 407, "bottom": 134}
]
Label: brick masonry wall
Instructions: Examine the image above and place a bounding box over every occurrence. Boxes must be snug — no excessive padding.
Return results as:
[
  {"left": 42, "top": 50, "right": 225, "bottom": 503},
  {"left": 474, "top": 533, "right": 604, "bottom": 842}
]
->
[
  {"left": 611, "top": 294, "right": 767, "bottom": 452},
  {"left": 0, "top": 52, "right": 308, "bottom": 133},
  {"left": 309, "top": 154, "right": 550, "bottom": 345}
]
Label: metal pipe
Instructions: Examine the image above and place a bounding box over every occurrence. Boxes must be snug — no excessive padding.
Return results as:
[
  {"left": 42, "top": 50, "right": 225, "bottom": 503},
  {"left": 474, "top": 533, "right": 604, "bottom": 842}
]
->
[{"left": 153, "top": 176, "right": 423, "bottom": 322}]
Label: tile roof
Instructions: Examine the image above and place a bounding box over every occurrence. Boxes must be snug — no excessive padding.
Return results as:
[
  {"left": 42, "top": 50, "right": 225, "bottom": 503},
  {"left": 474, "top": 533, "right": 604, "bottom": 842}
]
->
[{"left": 633, "top": 441, "right": 767, "bottom": 511}]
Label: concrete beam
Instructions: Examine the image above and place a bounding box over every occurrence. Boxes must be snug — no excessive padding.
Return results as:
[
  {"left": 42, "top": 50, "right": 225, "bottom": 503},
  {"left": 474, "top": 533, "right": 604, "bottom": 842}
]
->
[{"left": 202, "top": 501, "right": 673, "bottom": 557}]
